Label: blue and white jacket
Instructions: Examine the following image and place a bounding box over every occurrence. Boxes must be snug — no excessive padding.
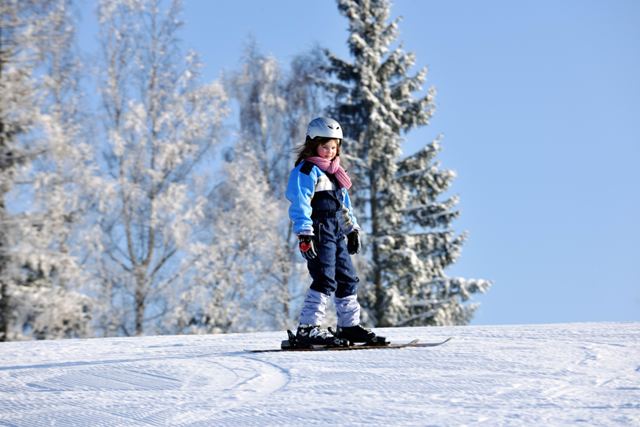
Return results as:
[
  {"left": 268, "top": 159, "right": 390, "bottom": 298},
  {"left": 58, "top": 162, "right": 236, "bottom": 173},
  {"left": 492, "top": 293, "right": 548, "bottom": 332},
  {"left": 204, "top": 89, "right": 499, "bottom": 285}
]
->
[{"left": 286, "top": 161, "right": 360, "bottom": 236}]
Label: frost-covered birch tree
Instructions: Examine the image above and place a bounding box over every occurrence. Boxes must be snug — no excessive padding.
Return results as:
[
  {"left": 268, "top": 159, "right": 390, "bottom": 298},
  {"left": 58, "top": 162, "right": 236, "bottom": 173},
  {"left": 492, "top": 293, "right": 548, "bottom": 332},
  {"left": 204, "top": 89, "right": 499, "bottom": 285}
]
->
[
  {"left": 172, "top": 151, "right": 293, "bottom": 333},
  {"left": 0, "top": 0, "right": 93, "bottom": 341},
  {"left": 227, "top": 42, "right": 328, "bottom": 199},
  {"left": 94, "top": 0, "right": 227, "bottom": 336},
  {"left": 323, "top": 0, "right": 490, "bottom": 326},
  {"left": 227, "top": 41, "right": 289, "bottom": 199},
  {"left": 224, "top": 44, "right": 331, "bottom": 328}
]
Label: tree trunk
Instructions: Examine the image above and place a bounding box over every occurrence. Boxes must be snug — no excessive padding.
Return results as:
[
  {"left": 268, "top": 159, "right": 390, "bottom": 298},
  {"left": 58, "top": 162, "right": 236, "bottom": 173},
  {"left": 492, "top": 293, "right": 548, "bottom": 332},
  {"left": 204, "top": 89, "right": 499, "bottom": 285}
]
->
[
  {"left": 0, "top": 277, "right": 8, "bottom": 342},
  {"left": 134, "top": 267, "right": 146, "bottom": 336},
  {"left": 369, "top": 169, "right": 387, "bottom": 326},
  {"left": 0, "top": 41, "right": 7, "bottom": 339},
  {"left": 0, "top": 118, "right": 11, "bottom": 341}
]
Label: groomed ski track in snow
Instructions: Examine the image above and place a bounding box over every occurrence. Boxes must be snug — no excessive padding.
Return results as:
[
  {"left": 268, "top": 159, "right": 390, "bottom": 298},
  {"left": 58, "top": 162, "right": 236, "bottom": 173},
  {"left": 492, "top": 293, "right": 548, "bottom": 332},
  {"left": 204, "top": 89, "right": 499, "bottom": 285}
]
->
[{"left": 0, "top": 322, "right": 638, "bottom": 426}]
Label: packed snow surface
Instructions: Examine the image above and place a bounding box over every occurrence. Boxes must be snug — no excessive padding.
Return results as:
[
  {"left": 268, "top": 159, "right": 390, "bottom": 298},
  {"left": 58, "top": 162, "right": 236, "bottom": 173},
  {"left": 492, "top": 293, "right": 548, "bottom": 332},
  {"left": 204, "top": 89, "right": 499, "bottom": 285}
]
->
[{"left": 0, "top": 322, "right": 638, "bottom": 426}]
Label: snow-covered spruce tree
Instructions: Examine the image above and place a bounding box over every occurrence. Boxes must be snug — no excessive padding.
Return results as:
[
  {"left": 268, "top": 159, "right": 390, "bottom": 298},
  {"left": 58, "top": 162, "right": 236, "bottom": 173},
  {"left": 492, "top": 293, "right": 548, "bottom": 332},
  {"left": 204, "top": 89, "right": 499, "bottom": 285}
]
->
[
  {"left": 172, "top": 151, "right": 292, "bottom": 333},
  {"left": 323, "top": 0, "right": 490, "bottom": 326},
  {"left": 0, "top": 0, "right": 93, "bottom": 340},
  {"left": 224, "top": 44, "right": 331, "bottom": 328},
  {"left": 94, "top": 0, "right": 227, "bottom": 336}
]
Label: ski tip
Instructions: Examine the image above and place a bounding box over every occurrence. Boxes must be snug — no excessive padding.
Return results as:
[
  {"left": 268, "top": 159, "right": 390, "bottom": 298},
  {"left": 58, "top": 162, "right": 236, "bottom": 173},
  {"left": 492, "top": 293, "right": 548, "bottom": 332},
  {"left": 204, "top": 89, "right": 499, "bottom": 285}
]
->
[{"left": 409, "top": 337, "right": 453, "bottom": 347}]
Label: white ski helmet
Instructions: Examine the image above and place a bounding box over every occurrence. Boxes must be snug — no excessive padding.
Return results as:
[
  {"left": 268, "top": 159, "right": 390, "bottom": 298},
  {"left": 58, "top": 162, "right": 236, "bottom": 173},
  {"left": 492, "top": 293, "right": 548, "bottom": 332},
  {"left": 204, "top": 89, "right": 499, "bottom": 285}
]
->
[{"left": 306, "top": 117, "right": 343, "bottom": 140}]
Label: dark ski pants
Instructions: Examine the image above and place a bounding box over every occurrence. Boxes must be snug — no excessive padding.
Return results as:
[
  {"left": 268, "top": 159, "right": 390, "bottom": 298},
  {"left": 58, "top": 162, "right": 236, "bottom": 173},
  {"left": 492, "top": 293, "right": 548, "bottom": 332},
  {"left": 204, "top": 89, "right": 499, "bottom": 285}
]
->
[{"left": 307, "top": 211, "right": 359, "bottom": 298}]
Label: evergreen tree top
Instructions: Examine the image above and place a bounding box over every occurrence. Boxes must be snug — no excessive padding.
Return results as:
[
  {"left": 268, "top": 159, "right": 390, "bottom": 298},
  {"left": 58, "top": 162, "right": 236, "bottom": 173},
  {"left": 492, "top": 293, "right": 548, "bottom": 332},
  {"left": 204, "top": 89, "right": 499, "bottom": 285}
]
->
[{"left": 325, "top": 0, "right": 434, "bottom": 138}]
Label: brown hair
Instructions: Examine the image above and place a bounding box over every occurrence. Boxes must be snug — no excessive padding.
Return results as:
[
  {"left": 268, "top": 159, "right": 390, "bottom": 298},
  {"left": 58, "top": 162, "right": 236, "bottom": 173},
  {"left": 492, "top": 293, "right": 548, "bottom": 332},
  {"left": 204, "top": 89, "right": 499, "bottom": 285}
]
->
[{"left": 294, "top": 136, "right": 342, "bottom": 165}]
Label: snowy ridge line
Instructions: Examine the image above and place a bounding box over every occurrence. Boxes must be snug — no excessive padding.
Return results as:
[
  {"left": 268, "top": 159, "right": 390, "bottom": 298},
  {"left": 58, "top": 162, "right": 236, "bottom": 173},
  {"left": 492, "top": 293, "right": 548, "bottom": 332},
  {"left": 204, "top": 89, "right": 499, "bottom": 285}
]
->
[
  {"left": 0, "top": 322, "right": 638, "bottom": 426},
  {"left": 0, "top": 350, "right": 227, "bottom": 372}
]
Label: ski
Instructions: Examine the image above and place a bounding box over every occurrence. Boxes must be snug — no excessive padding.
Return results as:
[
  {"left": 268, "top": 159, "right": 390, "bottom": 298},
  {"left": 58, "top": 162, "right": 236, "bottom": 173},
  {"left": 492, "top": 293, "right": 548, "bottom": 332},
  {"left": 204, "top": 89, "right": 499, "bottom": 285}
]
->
[{"left": 246, "top": 336, "right": 452, "bottom": 353}]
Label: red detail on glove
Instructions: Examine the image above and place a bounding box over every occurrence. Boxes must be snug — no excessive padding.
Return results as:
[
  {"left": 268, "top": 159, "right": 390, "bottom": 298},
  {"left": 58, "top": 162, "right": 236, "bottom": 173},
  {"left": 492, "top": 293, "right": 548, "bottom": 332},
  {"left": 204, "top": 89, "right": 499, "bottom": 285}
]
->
[{"left": 300, "top": 241, "right": 312, "bottom": 252}]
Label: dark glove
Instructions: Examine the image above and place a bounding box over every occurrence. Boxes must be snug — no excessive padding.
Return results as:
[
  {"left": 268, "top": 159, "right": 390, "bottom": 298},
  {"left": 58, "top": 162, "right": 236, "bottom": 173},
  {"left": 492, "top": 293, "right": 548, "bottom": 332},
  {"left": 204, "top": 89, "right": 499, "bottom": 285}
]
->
[
  {"left": 298, "top": 235, "right": 317, "bottom": 260},
  {"left": 347, "top": 230, "right": 360, "bottom": 255}
]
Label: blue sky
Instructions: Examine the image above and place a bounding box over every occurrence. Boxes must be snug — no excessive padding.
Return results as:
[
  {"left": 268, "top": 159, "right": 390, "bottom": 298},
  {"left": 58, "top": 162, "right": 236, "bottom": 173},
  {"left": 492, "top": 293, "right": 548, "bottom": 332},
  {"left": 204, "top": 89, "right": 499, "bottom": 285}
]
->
[{"left": 80, "top": 0, "right": 639, "bottom": 325}]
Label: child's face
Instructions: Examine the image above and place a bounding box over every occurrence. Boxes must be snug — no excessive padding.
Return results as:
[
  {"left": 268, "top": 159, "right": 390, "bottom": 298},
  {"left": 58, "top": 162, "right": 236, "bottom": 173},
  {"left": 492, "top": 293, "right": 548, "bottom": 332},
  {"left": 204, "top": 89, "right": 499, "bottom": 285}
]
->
[{"left": 316, "top": 139, "right": 339, "bottom": 160}]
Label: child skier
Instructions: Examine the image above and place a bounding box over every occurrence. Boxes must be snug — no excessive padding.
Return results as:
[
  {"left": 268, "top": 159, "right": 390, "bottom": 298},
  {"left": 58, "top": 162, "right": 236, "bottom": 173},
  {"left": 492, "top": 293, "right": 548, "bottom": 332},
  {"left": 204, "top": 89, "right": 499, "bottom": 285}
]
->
[{"left": 286, "top": 117, "right": 387, "bottom": 346}]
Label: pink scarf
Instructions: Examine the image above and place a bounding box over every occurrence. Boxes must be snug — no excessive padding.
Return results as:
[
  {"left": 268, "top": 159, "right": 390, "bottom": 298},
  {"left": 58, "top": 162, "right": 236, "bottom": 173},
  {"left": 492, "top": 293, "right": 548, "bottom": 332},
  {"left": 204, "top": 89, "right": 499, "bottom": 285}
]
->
[{"left": 305, "top": 156, "right": 352, "bottom": 190}]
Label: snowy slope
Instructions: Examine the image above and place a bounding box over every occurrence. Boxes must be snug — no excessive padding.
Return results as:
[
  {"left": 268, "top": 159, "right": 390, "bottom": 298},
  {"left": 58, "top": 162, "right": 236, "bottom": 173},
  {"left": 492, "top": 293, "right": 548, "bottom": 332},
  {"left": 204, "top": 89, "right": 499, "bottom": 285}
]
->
[{"left": 0, "top": 322, "right": 638, "bottom": 426}]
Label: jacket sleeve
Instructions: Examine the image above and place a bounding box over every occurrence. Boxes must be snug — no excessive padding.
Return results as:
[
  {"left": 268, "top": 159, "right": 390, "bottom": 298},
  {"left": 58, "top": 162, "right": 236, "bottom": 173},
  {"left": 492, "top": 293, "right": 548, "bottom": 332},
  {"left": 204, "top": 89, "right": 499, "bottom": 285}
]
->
[
  {"left": 286, "top": 165, "right": 316, "bottom": 235},
  {"left": 341, "top": 188, "right": 360, "bottom": 234}
]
